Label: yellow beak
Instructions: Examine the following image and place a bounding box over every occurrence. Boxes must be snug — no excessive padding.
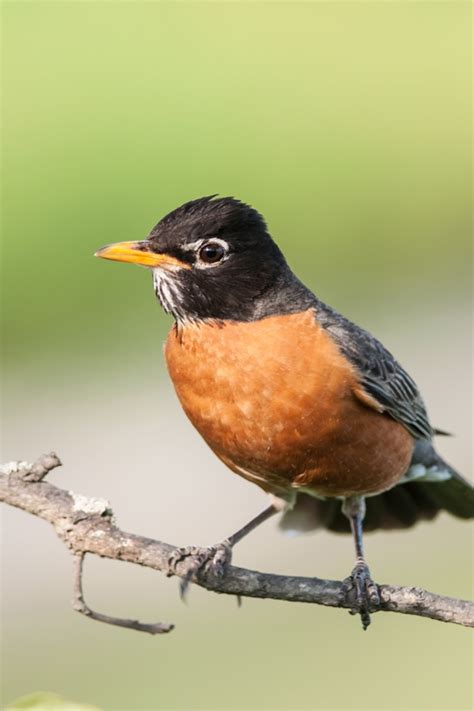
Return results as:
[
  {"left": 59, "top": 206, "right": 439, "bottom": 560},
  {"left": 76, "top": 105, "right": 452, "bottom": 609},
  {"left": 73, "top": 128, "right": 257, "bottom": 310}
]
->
[{"left": 94, "top": 241, "right": 190, "bottom": 269}]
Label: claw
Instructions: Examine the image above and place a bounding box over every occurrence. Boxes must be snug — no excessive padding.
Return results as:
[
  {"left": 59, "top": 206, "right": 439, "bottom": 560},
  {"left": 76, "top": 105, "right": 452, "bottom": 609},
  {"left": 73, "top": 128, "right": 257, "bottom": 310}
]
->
[
  {"left": 166, "top": 541, "right": 233, "bottom": 599},
  {"left": 343, "top": 562, "right": 380, "bottom": 630}
]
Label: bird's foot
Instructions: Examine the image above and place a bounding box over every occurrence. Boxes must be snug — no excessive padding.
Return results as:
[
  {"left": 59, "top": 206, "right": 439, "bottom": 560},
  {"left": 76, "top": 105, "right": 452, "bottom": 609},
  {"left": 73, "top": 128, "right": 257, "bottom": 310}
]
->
[
  {"left": 342, "top": 561, "right": 380, "bottom": 630},
  {"left": 167, "top": 541, "right": 233, "bottom": 599}
]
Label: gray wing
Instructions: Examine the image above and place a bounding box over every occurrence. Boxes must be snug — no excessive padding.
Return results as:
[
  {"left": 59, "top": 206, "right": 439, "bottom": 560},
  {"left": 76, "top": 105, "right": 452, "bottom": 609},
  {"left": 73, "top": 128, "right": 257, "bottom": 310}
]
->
[{"left": 315, "top": 302, "right": 433, "bottom": 441}]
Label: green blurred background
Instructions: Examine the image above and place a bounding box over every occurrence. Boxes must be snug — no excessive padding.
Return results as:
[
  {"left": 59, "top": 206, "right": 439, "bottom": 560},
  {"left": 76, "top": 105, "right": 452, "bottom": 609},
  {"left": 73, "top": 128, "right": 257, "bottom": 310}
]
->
[{"left": 2, "top": 2, "right": 472, "bottom": 710}]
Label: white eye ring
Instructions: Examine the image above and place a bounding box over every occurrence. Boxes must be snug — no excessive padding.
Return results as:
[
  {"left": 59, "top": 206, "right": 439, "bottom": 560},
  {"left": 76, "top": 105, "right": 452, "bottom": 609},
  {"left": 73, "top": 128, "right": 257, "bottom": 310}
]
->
[{"left": 194, "top": 238, "right": 229, "bottom": 269}]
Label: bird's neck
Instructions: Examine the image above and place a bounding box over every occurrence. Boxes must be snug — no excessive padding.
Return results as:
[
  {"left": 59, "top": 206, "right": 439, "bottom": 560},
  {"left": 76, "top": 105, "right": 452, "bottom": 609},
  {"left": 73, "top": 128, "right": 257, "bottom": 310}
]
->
[
  {"left": 249, "top": 270, "right": 317, "bottom": 322},
  {"left": 166, "top": 267, "right": 317, "bottom": 327}
]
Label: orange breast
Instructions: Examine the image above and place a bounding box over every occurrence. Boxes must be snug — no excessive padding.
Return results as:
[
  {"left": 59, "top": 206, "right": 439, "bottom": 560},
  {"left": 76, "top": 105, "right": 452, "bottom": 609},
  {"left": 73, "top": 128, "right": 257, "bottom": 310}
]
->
[{"left": 164, "top": 311, "right": 414, "bottom": 498}]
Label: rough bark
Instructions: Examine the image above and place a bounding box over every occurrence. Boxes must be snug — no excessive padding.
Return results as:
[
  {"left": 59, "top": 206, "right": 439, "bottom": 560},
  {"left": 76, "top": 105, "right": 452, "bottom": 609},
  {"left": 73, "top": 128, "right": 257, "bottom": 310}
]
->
[{"left": 1, "top": 454, "right": 473, "bottom": 634}]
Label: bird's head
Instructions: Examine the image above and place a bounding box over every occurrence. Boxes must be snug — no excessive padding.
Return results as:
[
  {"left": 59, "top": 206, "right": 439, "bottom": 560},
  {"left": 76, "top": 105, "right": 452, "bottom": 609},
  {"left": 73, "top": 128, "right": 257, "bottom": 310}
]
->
[{"left": 96, "top": 196, "right": 309, "bottom": 324}]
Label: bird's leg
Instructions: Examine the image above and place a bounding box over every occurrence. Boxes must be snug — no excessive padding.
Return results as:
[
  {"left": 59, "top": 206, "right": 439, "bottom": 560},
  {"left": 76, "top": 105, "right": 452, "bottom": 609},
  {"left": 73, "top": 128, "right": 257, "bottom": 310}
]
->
[
  {"left": 342, "top": 496, "right": 380, "bottom": 629},
  {"left": 167, "top": 502, "right": 279, "bottom": 598}
]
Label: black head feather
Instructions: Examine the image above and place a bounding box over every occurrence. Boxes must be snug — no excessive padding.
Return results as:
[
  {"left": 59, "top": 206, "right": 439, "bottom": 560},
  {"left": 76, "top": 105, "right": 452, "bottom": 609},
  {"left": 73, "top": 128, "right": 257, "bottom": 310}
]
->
[
  {"left": 145, "top": 196, "right": 314, "bottom": 323},
  {"left": 151, "top": 195, "right": 268, "bottom": 239}
]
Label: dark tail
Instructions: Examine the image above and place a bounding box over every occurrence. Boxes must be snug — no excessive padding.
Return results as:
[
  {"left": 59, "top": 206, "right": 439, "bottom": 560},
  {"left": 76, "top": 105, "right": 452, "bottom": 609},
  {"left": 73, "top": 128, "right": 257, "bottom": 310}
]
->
[{"left": 280, "top": 446, "right": 474, "bottom": 535}]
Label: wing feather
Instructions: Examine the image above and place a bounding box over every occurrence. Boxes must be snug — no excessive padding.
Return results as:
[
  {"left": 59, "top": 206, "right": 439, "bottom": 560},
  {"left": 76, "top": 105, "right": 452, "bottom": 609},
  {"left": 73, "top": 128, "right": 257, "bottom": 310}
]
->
[{"left": 315, "top": 302, "right": 433, "bottom": 440}]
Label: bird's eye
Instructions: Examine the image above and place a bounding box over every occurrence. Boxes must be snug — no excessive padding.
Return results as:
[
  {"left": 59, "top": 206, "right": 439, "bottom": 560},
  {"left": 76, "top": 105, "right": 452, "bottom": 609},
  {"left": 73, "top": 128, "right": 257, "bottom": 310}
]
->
[{"left": 198, "top": 241, "right": 226, "bottom": 264}]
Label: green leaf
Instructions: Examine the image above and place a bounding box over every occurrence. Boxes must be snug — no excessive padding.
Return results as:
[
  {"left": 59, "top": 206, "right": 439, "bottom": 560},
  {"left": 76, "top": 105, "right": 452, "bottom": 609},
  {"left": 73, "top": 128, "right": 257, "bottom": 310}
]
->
[{"left": 6, "top": 692, "right": 103, "bottom": 711}]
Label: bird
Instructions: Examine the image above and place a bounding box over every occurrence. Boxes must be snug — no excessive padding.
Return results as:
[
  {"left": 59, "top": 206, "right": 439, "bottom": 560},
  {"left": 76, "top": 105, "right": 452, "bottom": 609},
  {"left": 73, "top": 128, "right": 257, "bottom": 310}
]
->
[{"left": 95, "top": 195, "right": 474, "bottom": 628}]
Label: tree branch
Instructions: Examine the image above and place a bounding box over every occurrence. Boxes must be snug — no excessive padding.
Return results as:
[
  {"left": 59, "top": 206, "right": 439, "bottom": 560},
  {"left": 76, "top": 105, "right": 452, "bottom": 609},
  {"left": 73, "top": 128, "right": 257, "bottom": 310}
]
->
[
  {"left": 72, "top": 552, "right": 174, "bottom": 635},
  {"left": 1, "top": 454, "right": 473, "bottom": 633}
]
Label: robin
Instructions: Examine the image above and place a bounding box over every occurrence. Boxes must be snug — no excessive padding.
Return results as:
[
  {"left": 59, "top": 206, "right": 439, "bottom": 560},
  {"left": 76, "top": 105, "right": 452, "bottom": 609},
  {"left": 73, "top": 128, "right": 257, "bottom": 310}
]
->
[{"left": 96, "top": 196, "right": 473, "bottom": 628}]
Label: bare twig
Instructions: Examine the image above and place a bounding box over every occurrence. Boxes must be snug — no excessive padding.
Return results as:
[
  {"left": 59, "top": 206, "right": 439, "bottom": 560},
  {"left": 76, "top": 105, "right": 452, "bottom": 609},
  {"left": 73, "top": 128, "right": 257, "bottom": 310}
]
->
[
  {"left": 1, "top": 455, "right": 473, "bottom": 633},
  {"left": 23, "top": 452, "right": 62, "bottom": 482},
  {"left": 72, "top": 553, "right": 173, "bottom": 635}
]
